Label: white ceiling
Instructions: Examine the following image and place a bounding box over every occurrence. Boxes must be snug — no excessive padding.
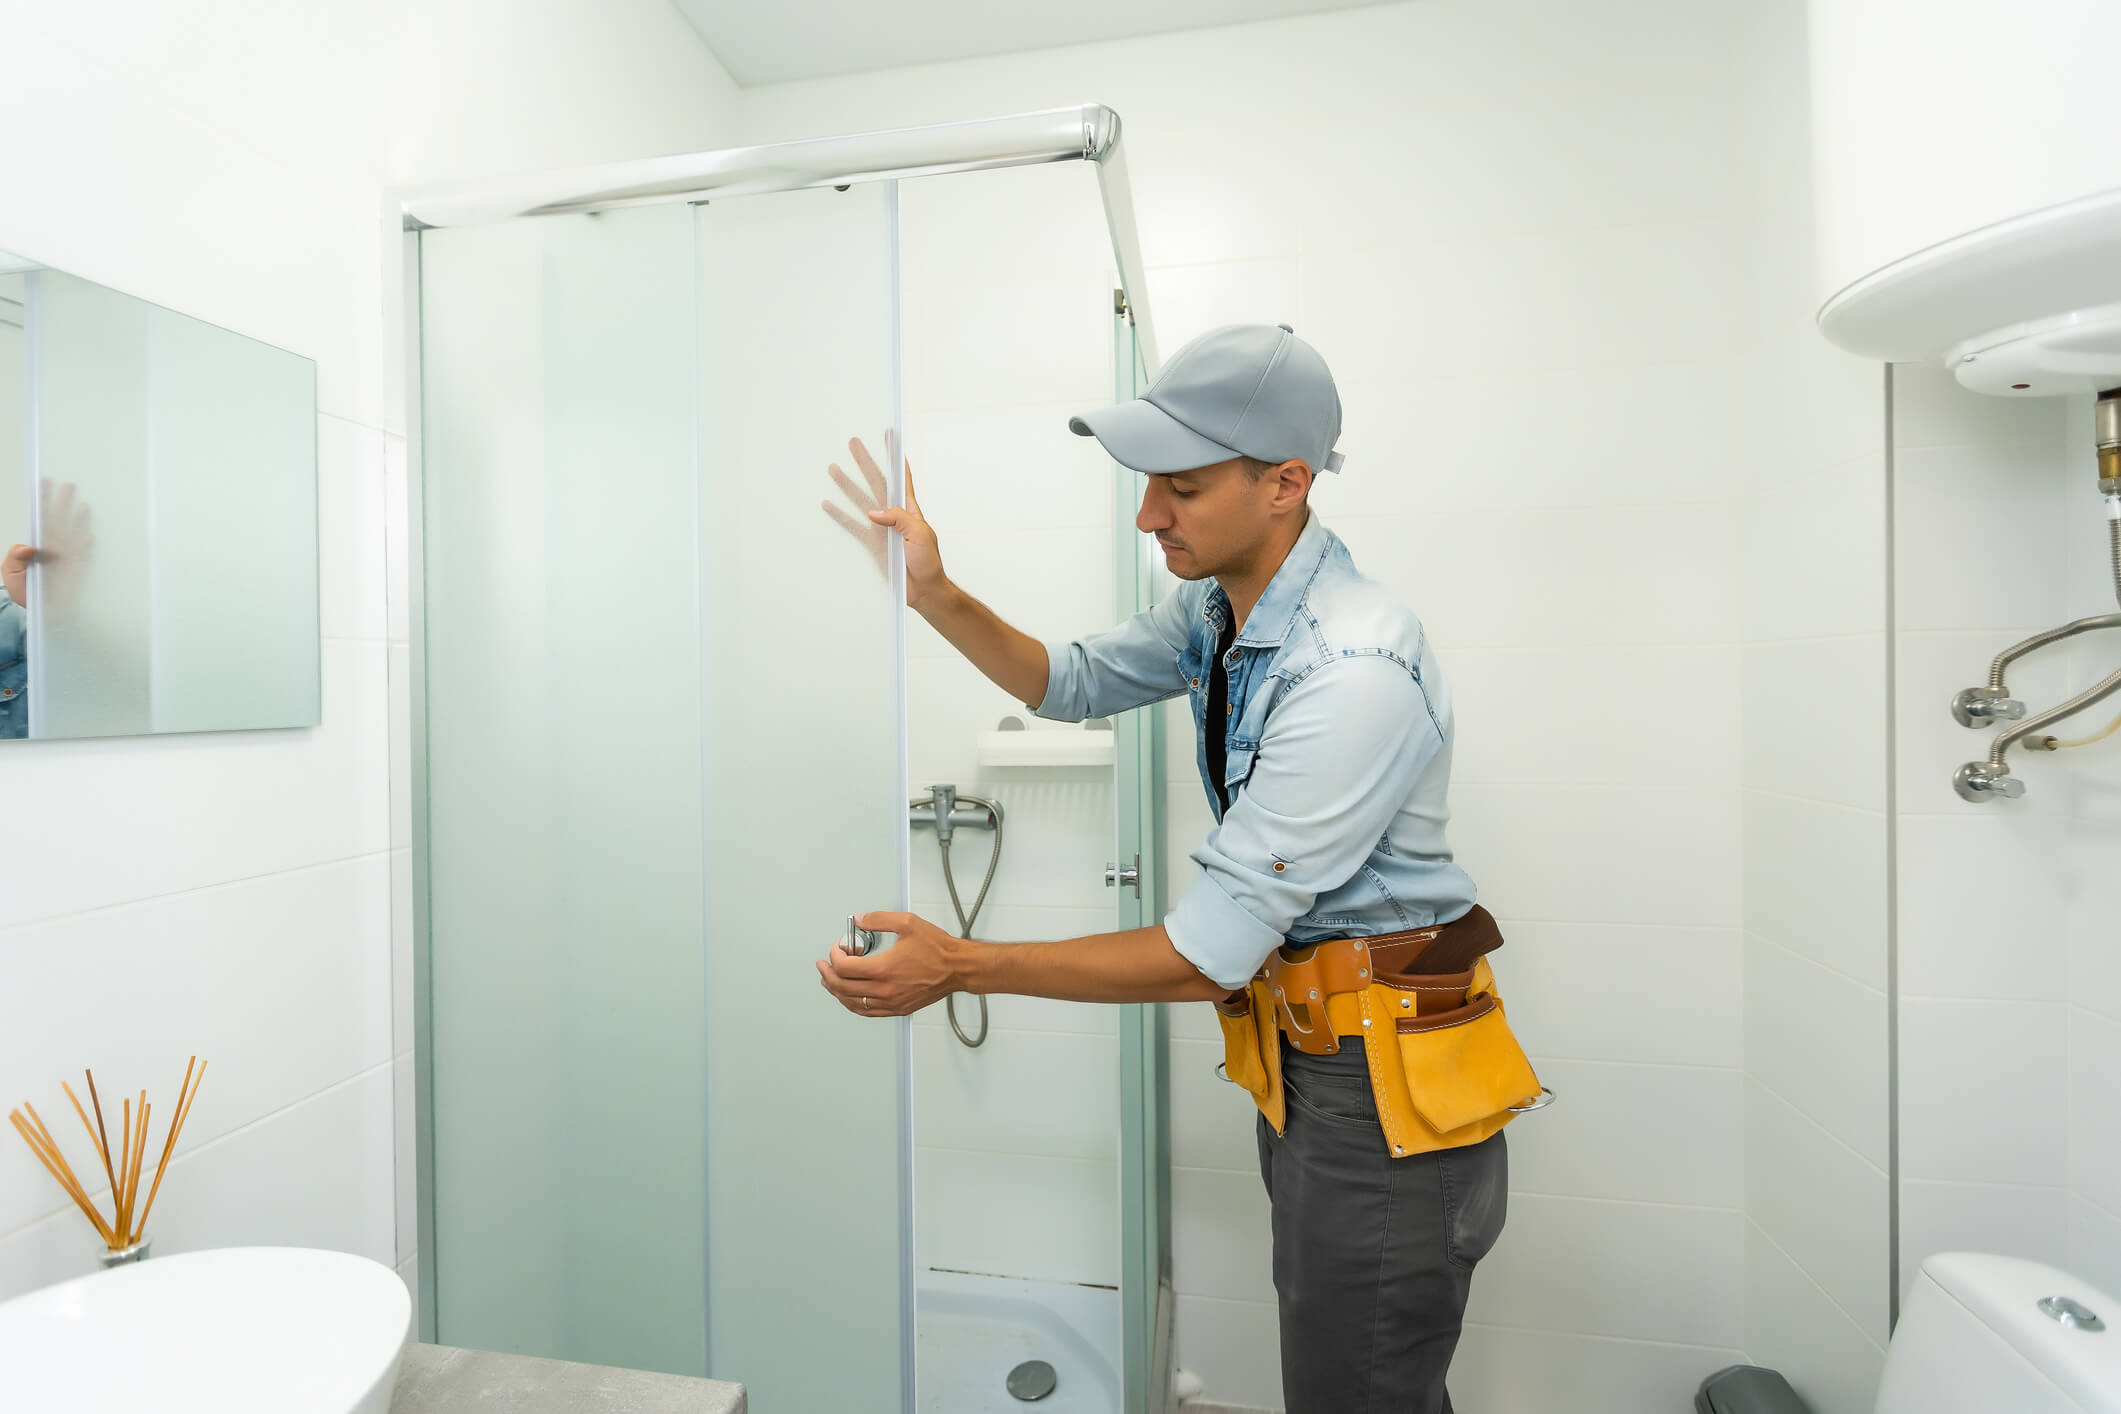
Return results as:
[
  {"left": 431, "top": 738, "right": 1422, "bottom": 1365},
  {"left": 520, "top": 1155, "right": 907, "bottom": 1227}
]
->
[{"left": 669, "top": 0, "right": 1393, "bottom": 86}]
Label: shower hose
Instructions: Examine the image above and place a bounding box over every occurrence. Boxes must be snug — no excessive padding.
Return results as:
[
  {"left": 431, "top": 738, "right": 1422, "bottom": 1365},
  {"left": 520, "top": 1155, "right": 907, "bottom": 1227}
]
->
[{"left": 937, "top": 816, "right": 1001, "bottom": 1048}]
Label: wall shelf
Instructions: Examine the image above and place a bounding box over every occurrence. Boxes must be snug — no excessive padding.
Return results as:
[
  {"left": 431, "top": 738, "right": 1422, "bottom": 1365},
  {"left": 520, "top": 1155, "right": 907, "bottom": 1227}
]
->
[{"left": 975, "top": 729, "right": 1115, "bottom": 769}]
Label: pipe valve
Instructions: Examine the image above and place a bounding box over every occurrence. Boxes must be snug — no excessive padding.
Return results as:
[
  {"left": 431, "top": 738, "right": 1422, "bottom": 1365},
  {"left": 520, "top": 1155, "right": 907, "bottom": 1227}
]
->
[
  {"left": 1954, "top": 762, "right": 2027, "bottom": 802},
  {"left": 1953, "top": 688, "right": 2027, "bottom": 727}
]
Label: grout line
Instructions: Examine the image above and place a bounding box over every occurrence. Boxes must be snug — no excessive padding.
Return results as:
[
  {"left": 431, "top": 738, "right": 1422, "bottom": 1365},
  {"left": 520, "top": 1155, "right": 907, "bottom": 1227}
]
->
[
  {"left": 1750, "top": 930, "right": 1889, "bottom": 998},
  {"left": 1521, "top": 1055, "right": 1740, "bottom": 1075},
  {"left": 1747, "top": 1216, "right": 1891, "bottom": 1354},
  {"left": 1900, "top": 1175, "right": 2067, "bottom": 1196},
  {"left": 1896, "top": 990, "right": 2069, "bottom": 1006},
  {"left": 1459, "top": 1319, "right": 1748, "bottom": 1355},
  {"left": 1744, "top": 1070, "right": 1890, "bottom": 1182},
  {"left": 2065, "top": 995, "right": 2121, "bottom": 1027},
  {"left": 1488, "top": 918, "right": 1743, "bottom": 935},
  {"left": 1503, "top": 1190, "right": 1743, "bottom": 1217},
  {"left": 1738, "top": 631, "right": 1889, "bottom": 647},
  {"left": 1740, "top": 787, "right": 1888, "bottom": 817},
  {"left": 1895, "top": 626, "right": 2071, "bottom": 641},
  {"left": 0, "top": 850, "right": 395, "bottom": 937},
  {"left": 2072, "top": 1190, "right": 2121, "bottom": 1228},
  {"left": 318, "top": 408, "right": 400, "bottom": 440},
  {"left": 1170, "top": 1162, "right": 1745, "bottom": 1217}
]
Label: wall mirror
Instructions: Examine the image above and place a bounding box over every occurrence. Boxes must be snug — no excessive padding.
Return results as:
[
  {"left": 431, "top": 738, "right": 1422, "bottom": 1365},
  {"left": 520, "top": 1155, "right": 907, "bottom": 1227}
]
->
[{"left": 0, "top": 250, "right": 318, "bottom": 742}]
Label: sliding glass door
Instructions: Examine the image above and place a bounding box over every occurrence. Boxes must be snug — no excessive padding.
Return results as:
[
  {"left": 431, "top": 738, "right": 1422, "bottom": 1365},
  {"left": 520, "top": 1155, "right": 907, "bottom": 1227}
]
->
[{"left": 415, "top": 184, "right": 908, "bottom": 1407}]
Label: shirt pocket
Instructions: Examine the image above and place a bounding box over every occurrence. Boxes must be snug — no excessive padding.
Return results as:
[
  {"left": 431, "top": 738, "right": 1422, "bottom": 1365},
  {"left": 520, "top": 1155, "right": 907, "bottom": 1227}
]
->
[{"left": 1222, "top": 743, "right": 1257, "bottom": 797}]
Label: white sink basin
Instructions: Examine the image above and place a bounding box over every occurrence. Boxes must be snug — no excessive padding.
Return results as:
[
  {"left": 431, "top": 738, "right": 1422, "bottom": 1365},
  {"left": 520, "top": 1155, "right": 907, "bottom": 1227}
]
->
[{"left": 0, "top": 1246, "right": 411, "bottom": 1413}]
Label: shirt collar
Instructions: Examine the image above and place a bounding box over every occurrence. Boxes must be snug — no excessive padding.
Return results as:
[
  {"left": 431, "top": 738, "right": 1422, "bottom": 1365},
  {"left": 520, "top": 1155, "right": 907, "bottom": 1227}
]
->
[{"left": 1204, "top": 510, "right": 1335, "bottom": 649}]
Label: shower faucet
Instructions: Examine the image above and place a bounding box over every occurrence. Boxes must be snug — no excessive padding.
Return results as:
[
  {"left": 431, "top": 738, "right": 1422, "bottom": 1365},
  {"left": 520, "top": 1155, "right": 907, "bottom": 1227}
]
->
[{"left": 910, "top": 783, "right": 1003, "bottom": 842}]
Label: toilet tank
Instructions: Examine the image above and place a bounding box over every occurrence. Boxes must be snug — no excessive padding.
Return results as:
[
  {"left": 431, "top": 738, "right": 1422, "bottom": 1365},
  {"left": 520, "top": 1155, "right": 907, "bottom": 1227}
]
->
[{"left": 1877, "top": 1254, "right": 2121, "bottom": 1414}]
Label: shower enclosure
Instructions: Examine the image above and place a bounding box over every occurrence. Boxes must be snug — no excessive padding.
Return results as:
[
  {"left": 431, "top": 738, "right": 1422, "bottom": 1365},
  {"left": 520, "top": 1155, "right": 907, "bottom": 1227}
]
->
[{"left": 402, "top": 108, "right": 1173, "bottom": 1412}]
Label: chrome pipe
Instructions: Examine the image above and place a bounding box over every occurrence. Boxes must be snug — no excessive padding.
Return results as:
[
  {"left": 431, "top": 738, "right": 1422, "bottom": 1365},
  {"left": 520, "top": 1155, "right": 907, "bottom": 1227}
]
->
[{"left": 1985, "top": 613, "right": 2121, "bottom": 692}]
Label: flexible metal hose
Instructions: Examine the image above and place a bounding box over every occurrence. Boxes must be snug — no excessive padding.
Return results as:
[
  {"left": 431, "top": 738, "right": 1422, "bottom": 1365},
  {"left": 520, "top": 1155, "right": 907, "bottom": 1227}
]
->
[
  {"left": 1992, "top": 659, "right": 2121, "bottom": 767},
  {"left": 938, "top": 816, "right": 1002, "bottom": 1048},
  {"left": 1987, "top": 612, "right": 2121, "bottom": 692}
]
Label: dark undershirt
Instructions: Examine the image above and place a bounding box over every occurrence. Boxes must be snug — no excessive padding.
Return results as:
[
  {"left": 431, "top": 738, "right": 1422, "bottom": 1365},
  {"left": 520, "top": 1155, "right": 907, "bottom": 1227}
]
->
[{"left": 1204, "top": 612, "right": 1239, "bottom": 817}]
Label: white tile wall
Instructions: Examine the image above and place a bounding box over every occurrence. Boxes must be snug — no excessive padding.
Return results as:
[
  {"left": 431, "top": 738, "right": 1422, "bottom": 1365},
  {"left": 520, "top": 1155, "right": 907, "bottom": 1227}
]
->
[
  {"left": 1744, "top": 1080, "right": 1891, "bottom": 1340},
  {"left": 1452, "top": 1323, "right": 1747, "bottom": 1414},
  {"left": 1735, "top": 0, "right": 1896, "bottom": 1395},
  {"left": 1743, "top": 1222, "right": 1886, "bottom": 1414},
  {"left": 1899, "top": 1179, "right": 2067, "bottom": 1305},
  {"left": 1891, "top": 366, "right": 2121, "bottom": 1353},
  {"left": 0, "top": 0, "right": 739, "bottom": 1310},
  {"left": 1900, "top": 998, "right": 2069, "bottom": 1188}
]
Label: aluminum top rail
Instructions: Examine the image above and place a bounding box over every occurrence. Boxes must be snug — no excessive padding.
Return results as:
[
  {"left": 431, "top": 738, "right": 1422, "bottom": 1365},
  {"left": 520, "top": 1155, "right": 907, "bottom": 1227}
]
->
[{"left": 402, "top": 103, "right": 1158, "bottom": 369}]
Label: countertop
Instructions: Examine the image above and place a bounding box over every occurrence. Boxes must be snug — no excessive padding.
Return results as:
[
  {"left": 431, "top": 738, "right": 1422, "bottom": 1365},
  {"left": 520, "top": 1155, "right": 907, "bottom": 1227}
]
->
[{"left": 391, "top": 1341, "right": 747, "bottom": 1413}]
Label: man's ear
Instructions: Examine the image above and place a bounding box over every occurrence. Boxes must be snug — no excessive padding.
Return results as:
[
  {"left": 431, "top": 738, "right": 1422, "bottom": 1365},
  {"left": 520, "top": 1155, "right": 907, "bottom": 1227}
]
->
[{"left": 1275, "top": 459, "right": 1315, "bottom": 510}]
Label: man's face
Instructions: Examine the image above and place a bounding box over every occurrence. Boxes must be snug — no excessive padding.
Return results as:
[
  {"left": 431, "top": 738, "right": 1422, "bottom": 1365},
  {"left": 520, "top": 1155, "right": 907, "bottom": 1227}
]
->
[{"left": 1134, "top": 457, "right": 1288, "bottom": 581}]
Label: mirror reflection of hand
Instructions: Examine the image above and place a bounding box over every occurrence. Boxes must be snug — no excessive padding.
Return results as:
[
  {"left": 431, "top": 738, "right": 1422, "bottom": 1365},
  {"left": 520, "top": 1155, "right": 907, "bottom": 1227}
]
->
[
  {"left": 40, "top": 480, "right": 93, "bottom": 564},
  {"left": 820, "top": 434, "right": 947, "bottom": 609},
  {"left": 23, "top": 480, "right": 95, "bottom": 617}
]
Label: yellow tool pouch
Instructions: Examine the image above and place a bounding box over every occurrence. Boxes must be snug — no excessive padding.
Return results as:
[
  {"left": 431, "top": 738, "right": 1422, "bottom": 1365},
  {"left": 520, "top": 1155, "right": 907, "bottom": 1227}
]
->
[{"left": 1214, "top": 906, "right": 1547, "bottom": 1157}]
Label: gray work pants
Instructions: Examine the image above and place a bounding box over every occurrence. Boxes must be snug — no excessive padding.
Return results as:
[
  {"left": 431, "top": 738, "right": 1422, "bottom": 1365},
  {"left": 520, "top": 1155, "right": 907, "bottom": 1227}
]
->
[{"left": 1257, "top": 1039, "right": 1509, "bottom": 1414}]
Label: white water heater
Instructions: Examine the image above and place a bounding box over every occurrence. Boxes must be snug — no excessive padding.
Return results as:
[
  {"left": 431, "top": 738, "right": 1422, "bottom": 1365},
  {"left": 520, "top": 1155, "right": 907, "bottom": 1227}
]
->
[{"left": 1810, "top": 0, "right": 2121, "bottom": 391}]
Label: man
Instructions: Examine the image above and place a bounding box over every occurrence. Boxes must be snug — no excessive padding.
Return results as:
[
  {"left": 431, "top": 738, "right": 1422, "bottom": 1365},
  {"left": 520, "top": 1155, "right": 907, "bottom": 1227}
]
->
[{"left": 819, "top": 323, "right": 1511, "bottom": 1412}]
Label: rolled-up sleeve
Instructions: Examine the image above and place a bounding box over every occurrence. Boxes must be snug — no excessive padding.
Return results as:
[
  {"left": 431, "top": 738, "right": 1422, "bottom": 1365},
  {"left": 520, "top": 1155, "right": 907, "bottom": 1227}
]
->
[
  {"left": 1165, "top": 653, "right": 1446, "bottom": 991},
  {"left": 1032, "top": 584, "right": 1199, "bottom": 723}
]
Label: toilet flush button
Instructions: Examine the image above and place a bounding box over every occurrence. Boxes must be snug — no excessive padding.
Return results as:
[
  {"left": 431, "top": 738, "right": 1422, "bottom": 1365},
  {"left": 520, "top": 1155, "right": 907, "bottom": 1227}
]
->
[{"left": 2037, "top": 1295, "right": 2106, "bottom": 1331}]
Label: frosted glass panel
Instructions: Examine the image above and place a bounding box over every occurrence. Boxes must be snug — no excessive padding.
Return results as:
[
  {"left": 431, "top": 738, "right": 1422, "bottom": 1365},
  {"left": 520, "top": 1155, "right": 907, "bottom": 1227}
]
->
[
  {"left": 696, "top": 183, "right": 907, "bottom": 1409},
  {"left": 420, "top": 205, "right": 709, "bottom": 1374},
  {"left": 417, "top": 186, "right": 909, "bottom": 1403}
]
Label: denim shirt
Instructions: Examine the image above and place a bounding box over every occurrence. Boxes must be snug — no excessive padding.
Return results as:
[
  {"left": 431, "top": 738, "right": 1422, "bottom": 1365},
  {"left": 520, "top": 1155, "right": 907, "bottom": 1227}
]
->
[
  {"left": 0, "top": 589, "right": 24, "bottom": 740},
  {"left": 1034, "top": 511, "right": 1476, "bottom": 991}
]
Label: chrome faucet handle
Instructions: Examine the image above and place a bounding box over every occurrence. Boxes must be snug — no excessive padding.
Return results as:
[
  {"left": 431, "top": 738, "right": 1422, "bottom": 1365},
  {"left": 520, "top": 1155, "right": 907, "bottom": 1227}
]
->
[
  {"left": 1953, "top": 688, "right": 2027, "bottom": 727},
  {"left": 1954, "top": 763, "right": 2027, "bottom": 802}
]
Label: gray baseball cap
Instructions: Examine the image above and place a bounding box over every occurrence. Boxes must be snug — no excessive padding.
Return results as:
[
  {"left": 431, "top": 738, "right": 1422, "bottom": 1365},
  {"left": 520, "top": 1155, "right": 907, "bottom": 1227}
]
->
[{"left": 1069, "top": 322, "right": 1345, "bottom": 476}]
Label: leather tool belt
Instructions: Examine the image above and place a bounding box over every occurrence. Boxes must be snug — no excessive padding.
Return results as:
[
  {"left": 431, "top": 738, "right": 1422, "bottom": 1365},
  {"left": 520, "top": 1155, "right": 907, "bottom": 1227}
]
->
[{"left": 1213, "top": 905, "right": 1547, "bottom": 1157}]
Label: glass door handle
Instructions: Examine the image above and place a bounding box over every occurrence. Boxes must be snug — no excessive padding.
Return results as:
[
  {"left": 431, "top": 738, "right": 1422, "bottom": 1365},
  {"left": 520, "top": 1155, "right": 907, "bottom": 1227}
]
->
[
  {"left": 1104, "top": 856, "right": 1141, "bottom": 894},
  {"left": 845, "top": 915, "right": 885, "bottom": 956}
]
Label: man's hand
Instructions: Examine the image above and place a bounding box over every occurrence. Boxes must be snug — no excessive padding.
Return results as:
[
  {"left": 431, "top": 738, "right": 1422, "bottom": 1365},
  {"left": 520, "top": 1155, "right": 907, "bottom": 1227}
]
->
[
  {"left": 816, "top": 911, "right": 970, "bottom": 1018},
  {"left": 819, "top": 435, "right": 948, "bottom": 610},
  {"left": 1, "top": 545, "right": 30, "bottom": 608}
]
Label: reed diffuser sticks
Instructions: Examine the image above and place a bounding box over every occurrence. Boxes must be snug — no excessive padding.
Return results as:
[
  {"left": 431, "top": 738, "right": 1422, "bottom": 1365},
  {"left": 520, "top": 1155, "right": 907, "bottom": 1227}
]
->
[{"left": 9, "top": 1059, "right": 206, "bottom": 1252}]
